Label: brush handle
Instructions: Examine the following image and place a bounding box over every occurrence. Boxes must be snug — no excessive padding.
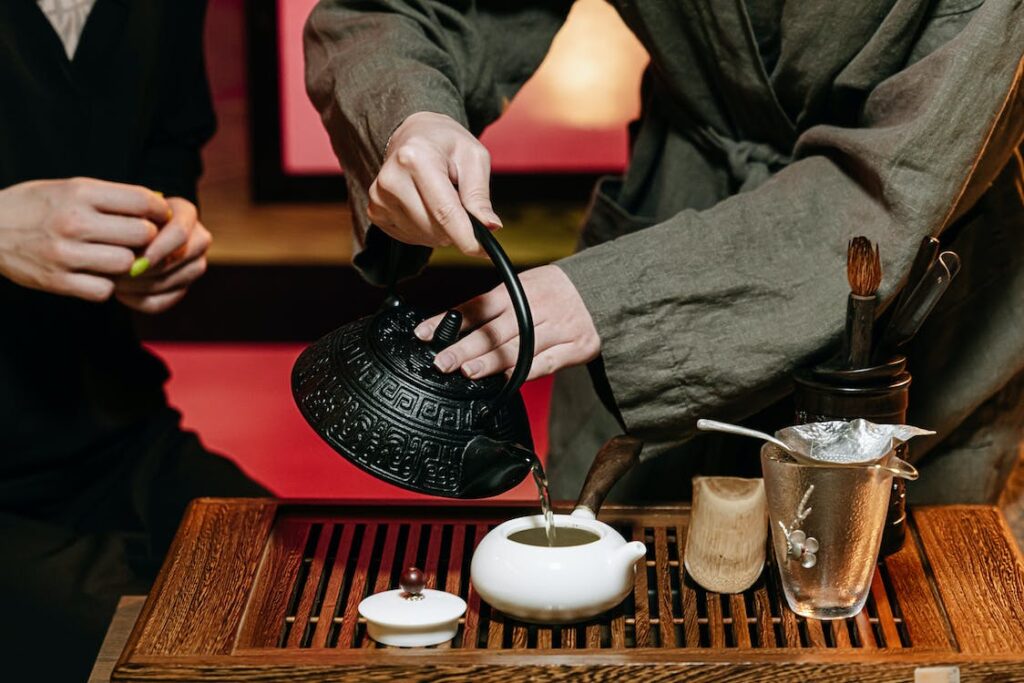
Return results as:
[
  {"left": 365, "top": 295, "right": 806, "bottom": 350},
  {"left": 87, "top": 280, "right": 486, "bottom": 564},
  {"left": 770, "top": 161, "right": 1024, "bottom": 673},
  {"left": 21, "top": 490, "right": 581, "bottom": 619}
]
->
[{"left": 847, "top": 294, "right": 876, "bottom": 369}]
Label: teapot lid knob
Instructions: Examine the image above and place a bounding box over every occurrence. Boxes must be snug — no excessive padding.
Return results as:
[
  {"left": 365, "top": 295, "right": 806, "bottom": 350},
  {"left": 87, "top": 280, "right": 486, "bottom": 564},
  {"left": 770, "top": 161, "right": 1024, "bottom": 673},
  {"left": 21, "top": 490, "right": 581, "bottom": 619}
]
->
[
  {"left": 400, "top": 566, "right": 426, "bottom": 597},
  {"left": 429, "top": 310, "right": 463, "bottom": 352}
]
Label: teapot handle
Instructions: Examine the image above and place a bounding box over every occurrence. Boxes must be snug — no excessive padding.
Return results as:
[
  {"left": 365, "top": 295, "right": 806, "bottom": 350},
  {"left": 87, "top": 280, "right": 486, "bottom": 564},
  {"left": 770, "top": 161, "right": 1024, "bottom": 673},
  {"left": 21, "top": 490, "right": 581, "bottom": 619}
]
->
[
  {"left": 470, "top": 215, "right": 535, "bottom": 414},
  {"left": 379, "top": 215, "right": 534, "bottom": 414},
  {"left": 573, "top": 435, "right": 644, "bottom": 518}
]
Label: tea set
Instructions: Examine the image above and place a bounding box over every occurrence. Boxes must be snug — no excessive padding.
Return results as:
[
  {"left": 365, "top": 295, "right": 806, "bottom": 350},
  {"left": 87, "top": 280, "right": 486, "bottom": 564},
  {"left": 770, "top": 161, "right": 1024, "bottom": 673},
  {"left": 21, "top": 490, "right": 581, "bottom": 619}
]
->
[{"left": 293, "top": 220, "right": 927, "bottom": 643}]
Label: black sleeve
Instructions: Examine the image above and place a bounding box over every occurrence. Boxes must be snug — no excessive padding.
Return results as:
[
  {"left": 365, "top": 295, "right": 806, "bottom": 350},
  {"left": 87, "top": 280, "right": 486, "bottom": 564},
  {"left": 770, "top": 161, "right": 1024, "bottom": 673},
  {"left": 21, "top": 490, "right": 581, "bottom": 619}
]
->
[{"left": 137, "top": 0, "right": 216, "bottom": 204}]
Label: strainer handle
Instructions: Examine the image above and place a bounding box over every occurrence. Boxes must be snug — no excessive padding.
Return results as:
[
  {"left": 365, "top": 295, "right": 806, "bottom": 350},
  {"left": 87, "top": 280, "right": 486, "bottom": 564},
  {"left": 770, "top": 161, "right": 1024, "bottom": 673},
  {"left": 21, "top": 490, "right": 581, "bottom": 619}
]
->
[
  {"left": 873, "top": 458, "right": 919, "bottom": 481},
  {"left": 696, "top": 419, "right": 794, "bottom": 454}
]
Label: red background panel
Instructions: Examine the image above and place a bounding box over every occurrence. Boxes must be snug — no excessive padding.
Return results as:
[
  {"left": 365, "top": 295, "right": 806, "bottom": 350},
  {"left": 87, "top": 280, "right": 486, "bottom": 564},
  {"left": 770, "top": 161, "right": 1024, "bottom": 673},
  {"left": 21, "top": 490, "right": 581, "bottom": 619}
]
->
[
  {"left": 278, "top": 0, "right": 648, "bottom": 175},
  {"left": 150, "top": 343, "right": 552, "bottom": 502}
]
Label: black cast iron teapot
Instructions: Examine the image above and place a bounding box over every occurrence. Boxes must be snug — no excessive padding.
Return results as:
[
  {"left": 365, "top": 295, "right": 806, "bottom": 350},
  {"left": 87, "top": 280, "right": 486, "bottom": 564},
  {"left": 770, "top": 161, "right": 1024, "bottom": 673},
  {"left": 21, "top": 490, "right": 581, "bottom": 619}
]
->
[{"left": 291, "top": 216, "right": 537, "bottom": 498}]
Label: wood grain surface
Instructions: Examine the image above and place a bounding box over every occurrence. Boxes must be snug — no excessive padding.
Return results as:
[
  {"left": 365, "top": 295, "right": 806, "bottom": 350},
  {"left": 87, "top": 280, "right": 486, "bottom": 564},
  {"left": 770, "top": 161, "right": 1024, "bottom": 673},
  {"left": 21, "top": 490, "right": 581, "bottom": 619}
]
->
[
  {"left": 882, "top": 526, "right": 953, "bottom": 650},
  {"left": 119, "top": 499, "right": 276, "bottom": 660},
  {"left": 631, "top": 524, "right": 652, "bottom": 647},
  {"left": 914, "top": 505, "right": 1024, "bottom": 654},
  {"left": 112, "top": 654, "right": 1024, "bottom": 683},
  {"left": 110, "top": 500, "right": 1024, "bottom": 682},
  {"left": 236, "top": 517, "right": 311, "bottom": 648},
  {"left": 310, "top": 525, "right": 356, "bottom": 649}
]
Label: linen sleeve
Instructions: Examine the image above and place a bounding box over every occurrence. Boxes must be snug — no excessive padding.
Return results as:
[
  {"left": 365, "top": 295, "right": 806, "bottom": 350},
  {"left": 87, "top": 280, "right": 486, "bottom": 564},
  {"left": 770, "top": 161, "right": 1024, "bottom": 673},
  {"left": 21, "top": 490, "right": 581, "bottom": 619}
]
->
[
  {"left": 557, "top": 1, "right": 1024, "bottom": 458},
  {"left": 304, "top": 0, "right": 573, "bottom": 285}
]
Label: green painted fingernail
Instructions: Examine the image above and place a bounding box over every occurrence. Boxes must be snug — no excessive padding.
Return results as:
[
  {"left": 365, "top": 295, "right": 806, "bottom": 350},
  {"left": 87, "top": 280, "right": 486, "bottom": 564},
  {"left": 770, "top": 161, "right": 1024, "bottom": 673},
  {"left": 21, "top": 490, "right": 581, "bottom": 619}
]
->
[{"left": 130, "top": 257, "right": 150, "bottom": 277}]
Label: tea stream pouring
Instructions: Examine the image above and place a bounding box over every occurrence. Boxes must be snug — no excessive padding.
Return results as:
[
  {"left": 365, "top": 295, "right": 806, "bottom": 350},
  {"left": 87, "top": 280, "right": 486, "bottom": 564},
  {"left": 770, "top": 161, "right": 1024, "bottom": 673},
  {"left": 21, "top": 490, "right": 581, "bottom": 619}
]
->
[{"left": 291, "top": 216, "right": 537, "bottom": 498}]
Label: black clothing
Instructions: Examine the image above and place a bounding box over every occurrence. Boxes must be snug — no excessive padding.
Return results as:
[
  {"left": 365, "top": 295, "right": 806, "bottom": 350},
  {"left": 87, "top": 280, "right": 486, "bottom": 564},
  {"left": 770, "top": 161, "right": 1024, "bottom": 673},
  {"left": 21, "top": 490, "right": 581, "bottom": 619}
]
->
[
  {"left": 0, "top": 0, "right": 215, "bottom": 478},
  {"left": 0, "top": 408, "right": 266, "bottom": 683},
  {"left": 0, "top": 2, "right": 266, "bottom": 680}
]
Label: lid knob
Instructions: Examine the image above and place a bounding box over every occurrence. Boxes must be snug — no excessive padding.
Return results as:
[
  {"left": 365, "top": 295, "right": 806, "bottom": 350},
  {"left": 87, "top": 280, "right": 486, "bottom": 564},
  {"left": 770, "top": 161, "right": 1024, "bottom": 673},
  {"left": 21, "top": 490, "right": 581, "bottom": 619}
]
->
[
  {"left": 429, "top": 310, "right": 462, "bottom": 352},
  {"left": 400, "top": 566, "right": 426, "bottom": 597}
]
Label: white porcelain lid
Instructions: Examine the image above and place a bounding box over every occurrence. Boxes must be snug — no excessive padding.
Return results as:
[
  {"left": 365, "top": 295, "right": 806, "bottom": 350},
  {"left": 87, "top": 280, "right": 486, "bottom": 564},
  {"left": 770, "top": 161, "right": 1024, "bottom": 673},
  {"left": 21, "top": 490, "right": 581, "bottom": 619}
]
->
[{"left": 358, "top": 588, "right": 467, "bottom": 628}]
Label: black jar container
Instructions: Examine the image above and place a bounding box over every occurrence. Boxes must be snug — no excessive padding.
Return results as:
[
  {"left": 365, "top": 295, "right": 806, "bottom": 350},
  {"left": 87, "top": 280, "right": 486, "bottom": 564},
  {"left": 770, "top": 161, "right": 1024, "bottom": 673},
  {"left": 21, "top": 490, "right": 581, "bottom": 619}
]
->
[{"left": 793, "top": 356, "right": 911, "bottom": 557}]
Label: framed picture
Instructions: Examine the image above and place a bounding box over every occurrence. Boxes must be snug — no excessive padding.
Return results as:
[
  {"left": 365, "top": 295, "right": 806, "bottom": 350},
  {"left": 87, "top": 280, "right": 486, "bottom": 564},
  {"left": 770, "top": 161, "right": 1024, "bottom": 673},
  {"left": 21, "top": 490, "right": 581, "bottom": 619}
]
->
[{"left": 246, "top": 0, "right": 648, "bottom": 202}]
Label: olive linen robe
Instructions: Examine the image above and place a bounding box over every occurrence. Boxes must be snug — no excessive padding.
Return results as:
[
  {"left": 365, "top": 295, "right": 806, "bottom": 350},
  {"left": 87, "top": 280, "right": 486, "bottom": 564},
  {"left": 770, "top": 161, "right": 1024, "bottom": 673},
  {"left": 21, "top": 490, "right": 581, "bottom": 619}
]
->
[{"left": 305, "top": 1, "right": 1024, "bottom": 503}]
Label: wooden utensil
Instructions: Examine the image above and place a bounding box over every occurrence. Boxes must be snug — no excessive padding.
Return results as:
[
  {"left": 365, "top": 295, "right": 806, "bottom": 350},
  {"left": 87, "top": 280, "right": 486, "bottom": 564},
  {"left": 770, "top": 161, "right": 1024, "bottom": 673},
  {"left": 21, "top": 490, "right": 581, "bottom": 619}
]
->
[
  {"left": 844, "top": 237, "right": 882, "bottom": 369},
  {"left": 684, "top": 476, "right": 767, "bottom": 594}
]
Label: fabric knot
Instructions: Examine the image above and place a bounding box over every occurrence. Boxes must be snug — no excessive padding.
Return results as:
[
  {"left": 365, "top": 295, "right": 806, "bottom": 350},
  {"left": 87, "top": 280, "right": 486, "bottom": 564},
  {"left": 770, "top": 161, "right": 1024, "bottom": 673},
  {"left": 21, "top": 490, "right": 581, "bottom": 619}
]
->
[{"left": 700, "top": 127, "right": 793, "bottom": 193}]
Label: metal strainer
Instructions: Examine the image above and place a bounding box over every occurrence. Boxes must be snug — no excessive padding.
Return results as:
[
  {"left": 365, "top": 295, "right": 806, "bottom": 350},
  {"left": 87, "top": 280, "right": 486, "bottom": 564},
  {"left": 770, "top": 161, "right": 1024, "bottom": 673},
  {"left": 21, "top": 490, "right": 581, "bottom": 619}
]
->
[{"left": 775, "top": 419, "right": 934, "bottom": 466}]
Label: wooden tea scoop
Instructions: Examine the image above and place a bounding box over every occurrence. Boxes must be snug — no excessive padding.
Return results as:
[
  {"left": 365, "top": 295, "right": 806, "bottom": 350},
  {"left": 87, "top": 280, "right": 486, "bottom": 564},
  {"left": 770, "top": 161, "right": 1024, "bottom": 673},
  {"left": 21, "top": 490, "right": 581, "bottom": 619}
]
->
[{"left": 684, "top": 476, "right": 767, "bottom": 594}]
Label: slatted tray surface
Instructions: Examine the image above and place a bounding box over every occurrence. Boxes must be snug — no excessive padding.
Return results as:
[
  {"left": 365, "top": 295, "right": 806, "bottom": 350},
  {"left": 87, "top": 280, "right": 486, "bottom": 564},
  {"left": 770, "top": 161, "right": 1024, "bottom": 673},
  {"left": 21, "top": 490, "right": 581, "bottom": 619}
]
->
[{"left": 114, "top": 500, "right": 1024, "bottom": 682}]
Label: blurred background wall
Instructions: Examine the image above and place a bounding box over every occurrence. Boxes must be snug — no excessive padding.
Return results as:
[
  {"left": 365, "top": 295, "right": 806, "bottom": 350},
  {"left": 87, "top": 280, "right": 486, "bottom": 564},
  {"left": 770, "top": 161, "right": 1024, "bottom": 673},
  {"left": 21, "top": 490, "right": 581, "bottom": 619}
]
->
[{"left": 144, "top": 0, "right": 648, "bottom": 500}]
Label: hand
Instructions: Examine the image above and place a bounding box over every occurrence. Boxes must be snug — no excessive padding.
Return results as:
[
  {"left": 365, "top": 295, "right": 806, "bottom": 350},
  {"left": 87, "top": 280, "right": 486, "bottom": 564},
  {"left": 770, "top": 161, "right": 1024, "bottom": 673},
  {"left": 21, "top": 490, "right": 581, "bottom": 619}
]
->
[
  {"left": 414, "top": 265, "right": 601, "bottom": 381},
  {"left": 0, "top": 178, "right": 168, "bottom": 301},
  {"left": 114, "top": 197, "right": 211, "bottom": 314},
  {"left": 368, "top": 111, "right": 502, "bottom": 256}
]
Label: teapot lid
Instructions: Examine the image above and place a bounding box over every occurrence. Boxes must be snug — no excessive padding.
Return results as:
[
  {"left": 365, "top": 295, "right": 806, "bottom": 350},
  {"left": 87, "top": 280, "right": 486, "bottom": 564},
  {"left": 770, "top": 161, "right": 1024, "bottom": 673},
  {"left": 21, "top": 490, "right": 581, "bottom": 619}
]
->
[
  {"left": 366, "top": 299, "right": 505, "bottom": 401},
  {"left": 358, "top": 567, "right": 466, "bottom": 646},
  {"left": 358, "top": 588, "right": 467, "bottom": 629}
]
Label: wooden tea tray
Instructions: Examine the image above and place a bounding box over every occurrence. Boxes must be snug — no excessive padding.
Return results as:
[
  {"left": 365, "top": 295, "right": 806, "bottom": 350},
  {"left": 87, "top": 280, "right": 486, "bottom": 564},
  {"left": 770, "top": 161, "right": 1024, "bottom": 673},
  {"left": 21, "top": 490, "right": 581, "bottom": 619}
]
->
[{"left": 112, "top": 499, "right": 1024, "bottom": 681}]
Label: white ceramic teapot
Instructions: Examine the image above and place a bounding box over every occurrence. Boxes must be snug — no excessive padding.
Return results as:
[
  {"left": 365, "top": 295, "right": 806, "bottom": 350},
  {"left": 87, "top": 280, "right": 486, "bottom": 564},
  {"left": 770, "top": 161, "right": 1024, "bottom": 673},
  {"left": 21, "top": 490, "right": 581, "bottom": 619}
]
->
[{"left": 470, "top": 436, "right": 647, "bottom": 623}]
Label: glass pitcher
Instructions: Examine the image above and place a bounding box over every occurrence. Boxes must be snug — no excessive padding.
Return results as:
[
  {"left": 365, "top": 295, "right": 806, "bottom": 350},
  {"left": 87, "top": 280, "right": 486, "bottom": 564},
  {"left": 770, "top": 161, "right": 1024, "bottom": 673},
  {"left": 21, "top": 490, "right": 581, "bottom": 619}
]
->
[{"left": 761, "top": 443, "right": 918, "bottom": 619}]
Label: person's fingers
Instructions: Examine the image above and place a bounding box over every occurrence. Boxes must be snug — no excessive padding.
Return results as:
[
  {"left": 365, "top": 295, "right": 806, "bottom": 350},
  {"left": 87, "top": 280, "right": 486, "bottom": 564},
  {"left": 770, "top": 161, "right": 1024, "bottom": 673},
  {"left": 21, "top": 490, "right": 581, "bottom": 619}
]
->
[
  {"left": 366, "top": 179, "right": 397, "bottom": 230},
  {"left": 50, "top": 271, "right": 115, "bottom": 302},
  {"left": 457, "top": 322, "right": 563, "bottom": 379},
  {"left": 115, "top": 288, "right": 187, "bottom": 315},
  {"left": 460, "top": 337, "right": 521, "bottom": 379},
  {"left": 413, "top": 314, "right": 443, "bottom": 342},
  {"left": 55, "top": 242, "right": 136, "bottom": 275},
  {"left": 524, "top": 344, "right": 578, "bottom": 381},
  {"left": 370, "top": 170, "right": 448, "bottom": 246},
  {"left": 115, "top": 256, "right": 207, "bottom": 295},
  {"left": 72, "top": 212, "right": 159, "bottom": 247},
  {"left": 150, "top": 221, "right": 210, "bottom": 273},
  {"left": 453, "top": 147, "right": 501, "bottom": 230},
  {"left": 404, "top": 150, "right": 481, "bottom": 256},
  {"left": 414, "top": 284, "right": 512, "bottom": 340},
  {"left": 431, "top": 312, "right": 520, "bottom": 373},
  {"left": 74, "top": 177, "right": 171, "bottom": 223},
  {"left": 141, "top": 199, "right": 197, "bottom": 265}
]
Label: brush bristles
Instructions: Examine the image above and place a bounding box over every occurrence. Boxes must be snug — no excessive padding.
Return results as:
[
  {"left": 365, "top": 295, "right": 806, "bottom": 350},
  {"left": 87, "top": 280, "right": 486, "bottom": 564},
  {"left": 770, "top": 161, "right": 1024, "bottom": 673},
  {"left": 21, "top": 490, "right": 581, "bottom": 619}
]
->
[{"left": 847, "top": 236, "right": 882, "bottom": 297}]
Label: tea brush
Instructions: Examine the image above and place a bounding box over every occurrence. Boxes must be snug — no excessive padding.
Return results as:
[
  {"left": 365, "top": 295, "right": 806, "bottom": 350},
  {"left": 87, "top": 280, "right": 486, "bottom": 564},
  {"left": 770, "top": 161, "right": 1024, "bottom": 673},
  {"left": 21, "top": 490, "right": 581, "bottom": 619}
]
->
[{"left": 843, "top": 237, "right": 882, "bottom": 369}]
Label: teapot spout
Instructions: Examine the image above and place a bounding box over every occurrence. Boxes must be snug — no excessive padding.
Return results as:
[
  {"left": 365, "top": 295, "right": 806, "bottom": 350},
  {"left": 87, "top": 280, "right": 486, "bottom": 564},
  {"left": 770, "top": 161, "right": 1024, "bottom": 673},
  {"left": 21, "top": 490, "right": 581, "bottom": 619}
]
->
[
  {"left": 458, "top": 435, "right": 536, "bottom": 499},
  {"left": 613, "top": 541, "right": 648, "bottom": 574}
]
